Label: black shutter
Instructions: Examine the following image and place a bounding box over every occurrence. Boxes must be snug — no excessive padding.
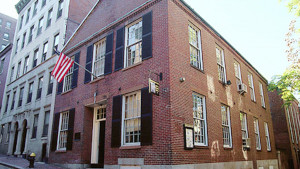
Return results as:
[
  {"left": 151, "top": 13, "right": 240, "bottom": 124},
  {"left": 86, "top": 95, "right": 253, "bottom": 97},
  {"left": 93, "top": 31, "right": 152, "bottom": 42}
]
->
[
  {"left": 51, "top": 113, "right": 60, "bottom": 151},
  {"left": 142, "top": 12, "right": 153, "bottom": 60},
  {"left": 141, "top": 87, "right": 153, "bottom": 146},
  {"left": 111, "top": 95, "right": 122, "bottom": 147},
  {"left": 114, "top": 27, "right": 124, "bottom": 71},
  {"left": 104, "top": 33, "right": 113, "bottom": 75},
  {"left": 57, "top": 81, "right": 63, "bottom": 95},
  {"left": 71, "top": 52, "right": 80, "bottom": 89},
  {"left": 84, "top": 45, "right": 93, "bottom": 84},
  {"left": 67, "top": 108, "right": 75, "bottom": 150}
]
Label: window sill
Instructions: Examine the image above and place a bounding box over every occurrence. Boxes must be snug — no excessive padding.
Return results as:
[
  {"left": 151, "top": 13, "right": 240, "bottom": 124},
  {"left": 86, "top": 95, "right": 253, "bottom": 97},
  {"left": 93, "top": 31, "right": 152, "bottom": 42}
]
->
[
  {"left": 35, "top": 98, "right": 41, "bottom": 102},
  {"left": 120, "top": 145, "right": 141, "bottom": 150},
  {"left": 122, "top": 62, "right": 142, "bottom": 72},
  {"left": 55, "top": 149, "right": 67, "bottom": 153},
  {"left": 190, "top": 65, "right": 204, "bottom": 73},
  {"left": 41, "top": 137, "right": 48, "bottom": 140},
  {"left": 30, "top": 138, "right": 37, "bottom": 141},
  {"left": 194, "top": 145, "right": 209, "bottom": 149},
  {"left": 61, "top": 89, "right": 72, "bottom": 95},
  {"left": 89, "top": 76, "right": 104, "bottom": 84},
  {"left": 256, "top": 149, "right": 262, "bottom": 152}
]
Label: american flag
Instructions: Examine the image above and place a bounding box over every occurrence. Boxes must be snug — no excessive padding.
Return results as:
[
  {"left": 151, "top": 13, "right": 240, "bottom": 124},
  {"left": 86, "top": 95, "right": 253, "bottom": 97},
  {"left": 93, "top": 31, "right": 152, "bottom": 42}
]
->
[{"left": 52, "top": 53, "right": 74, "bottom": 83}]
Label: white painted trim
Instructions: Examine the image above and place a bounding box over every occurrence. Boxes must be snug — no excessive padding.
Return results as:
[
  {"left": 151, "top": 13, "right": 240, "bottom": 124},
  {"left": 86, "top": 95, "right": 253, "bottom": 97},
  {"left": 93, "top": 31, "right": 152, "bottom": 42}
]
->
[{"left": 91, "top": 107, "right": 100, "bottom": 164}]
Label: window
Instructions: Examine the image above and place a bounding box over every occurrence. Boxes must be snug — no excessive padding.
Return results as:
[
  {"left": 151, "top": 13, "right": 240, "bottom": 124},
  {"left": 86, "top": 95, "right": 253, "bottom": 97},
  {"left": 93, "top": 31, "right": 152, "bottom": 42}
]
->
[
  {"left": 92, "top": 39, "right": 106, "bottom": 78},
  {"left": 216, "top": 45, "right": 226, "bottom": 83},
  {"left": 6, "top": 123, "right": 11, "bottom": 142},
  {"left": 37, "top": 17, "right": 44, "bottom": 36},
  {"left": 52, "top": 33, "right": 59, "bottom": 55},
  {"left": 264, "top": 122, "right": 271, "bottom": 151},
  {"left": 23, "top": 56, "right": 29, "bottom": 74},
  {"left": 16, "top": 61, "right": 21, "bottom": 78},
  {"left": 6, "top": 22, "right": 11, "bottom": 29},
  {"left": 0, "top": 124, "right": 4, "bottom": 143},
  {"left": 21, "top": 32, "right": 26, "bottom": 48},
  {"left": 122, "top": 91, "right": 141, "bottom": 145},
  {"left": 28, "top": 25, "right": 34, "bottom": 43},
  {"left": 254, "top": 118, "right": 261, "bottom": 150},
  {"left": 27, "top": 82, "right": 33, "bottom": 103},
  {"left": 36, "top": 77, "right": 43, "bottom": 100},
  {"left": 287, "top": 107, "right": 294, "bottom": 143},
  {"left": 57, "top": 0, "right": 64, "bottom": 19},
  {"left": 63, "top": 56, "right": 74, "bottom": 92},
  {"left": 18, "top": 87, "right": 24, "bottom": 107},
  {"left": 96, "top": 106, "right": 106, "bottom": 120},
  {"left": 46, "top": 8, "right": 53, "bottom": 28},
  {"left": 193, "top": 93, "right": 207, "bottom": 146},
  {"left": 47, "top": 72, "right": 53, "bottom": 95},
  {"left": 11, "top": 91, "right": 16, "bottom": 110},
  {"left": 125, "top": 20, "right": 142, "bottom": 68},
  {"left": 41, "top": 0, "right": 46, "bottom": 8},
  {"left": 19, "top": 15, "right": 24, "bottom": 30},
  {"left": 248, "top": 73, "right": 256, "bottom": 102},
  {"left": 42, "top": 111, "right": 50, "bottom": 137},
  {"left": 4, "top": 94, "right": 9, "bottom": 113},
  {"left": 26, "top": 8, "right": 31, "bottom": 23},
  {"left": 234, "top": 61, "right": 242, "bottom": 88},
  {"left": 290, "top": 107, "right": 298, "bottom": 144},
  {"left": 9, "top": 66, "right": 14, "bottom": 82},
  {"left": 240, "top": 113, "right": 249, "bottom": 144},
  {"left": 33, "top": 0, "right": 38, "bottom": 16},
  {"left": 3, "top": 33, "right": 9, "bottom": 40},
  {"left": 32, "top": 114, "right": 39, "bottom": 138},
  {"left": 259, "top": 82, "right": 265, "bottom": 108},
  {"left": 57, "top": 111, "right": 69, "bottom": 150},
  {"left": 0, "top": 58, "right": 5, "bottom": 73},
  {"left": 221, "top": 105, "right": 232, "bottom": 148},
  {"left": 189, "top": 24, "right": 203, "bottom": 70},
  {"left": 15, "top": 39, "right": 19, "bottom": 54},
  {"left": 33, "top": 48, "right": 39, "bottom": 68},
  {"left": 42, "top": 42, "right": 48, "bottom": 62}
]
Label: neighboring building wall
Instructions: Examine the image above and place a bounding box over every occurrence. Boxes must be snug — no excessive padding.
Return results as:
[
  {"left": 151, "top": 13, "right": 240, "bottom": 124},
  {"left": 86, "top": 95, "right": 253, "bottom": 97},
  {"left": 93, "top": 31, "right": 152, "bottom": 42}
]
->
[
  {"left": 269, "top": 90, "right": 300, "bottom": 169},
  {"left": 0, "top": 13, "right": 17, "bottom": 50},
  {"left": 0, "top": 0, "right": 96, "bottom": 162},
  {"left": 49, "top": 0, "right": 278, "bottom": 169}
]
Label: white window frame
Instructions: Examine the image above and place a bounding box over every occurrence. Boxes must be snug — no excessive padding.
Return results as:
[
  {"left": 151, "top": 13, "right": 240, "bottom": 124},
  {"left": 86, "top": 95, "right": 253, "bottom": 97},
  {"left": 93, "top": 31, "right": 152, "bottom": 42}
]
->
[
  {"left": 259, "top": 82, "right": 265, "bottom": 108},
  {"left": 42, "top": 41, "right": 48, "bottom": 62},
  {"left": 248, "top": 73, "right": 256, "bottom": 102},
  {"left": 221, "top": 105, "right": 232, "bottom": 148},
  {"left": 264, "top": 122, "right": 271, "bottom": 151},
  {"left": 193, "top": 93, "right": 208, "bottom": 146},
  {"left": 189, "top": 24, "right": 203, "bottom": 70},
  {"left": 121, "top": 91, "right": 141, "bottom": 146},
  {"left": 23, "top": 56, "right": 29, "bottom": 74},
  {"left": 290, "top": 107, "right": 298, "bottom": 144},
  {"left": 63, "top": 56, "right": 74, "bottom": 92},
  {"left": 234, "top": 61, "right": 242, "bottom": 88},
  {"left": 92, "top": 38, "right": 106, "bottom": 79},
  {"left": 57, "top": 111, "right": 69, "bottom": 150},
  {"left": 216, "top": 45, "right": 226, "bottom": 83},
  {"left": 124, "top": 19, "right": 143, "bottom": 68},
  {"left": 240, "top": 113, "right": 249, "bottom": 140},
  {"left": 254, "top": 118, "right": 261, "bottom": 150},
  {"left": 16, "top": 61, "right": 21, "bottom": 78}
]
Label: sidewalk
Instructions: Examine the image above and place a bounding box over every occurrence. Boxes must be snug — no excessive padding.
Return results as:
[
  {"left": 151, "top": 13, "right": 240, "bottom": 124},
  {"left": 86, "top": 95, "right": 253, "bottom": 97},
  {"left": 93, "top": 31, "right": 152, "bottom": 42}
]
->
[{"left": 0, "top": 154, "right": 65, "bottom": 169}]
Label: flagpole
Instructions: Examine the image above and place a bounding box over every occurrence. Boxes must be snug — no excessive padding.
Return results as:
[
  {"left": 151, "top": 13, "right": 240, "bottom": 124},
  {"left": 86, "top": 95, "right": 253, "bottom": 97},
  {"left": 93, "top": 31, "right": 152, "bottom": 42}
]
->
[{"left": 54, "top": 49, "right": 97, "bottom": 78}]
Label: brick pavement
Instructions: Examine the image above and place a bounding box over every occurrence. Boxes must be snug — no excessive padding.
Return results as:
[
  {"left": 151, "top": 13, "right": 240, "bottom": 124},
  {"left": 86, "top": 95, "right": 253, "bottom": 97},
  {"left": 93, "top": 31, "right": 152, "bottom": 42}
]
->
[{"left": 0, "top": 154, "right": 65, "bottom": 169}]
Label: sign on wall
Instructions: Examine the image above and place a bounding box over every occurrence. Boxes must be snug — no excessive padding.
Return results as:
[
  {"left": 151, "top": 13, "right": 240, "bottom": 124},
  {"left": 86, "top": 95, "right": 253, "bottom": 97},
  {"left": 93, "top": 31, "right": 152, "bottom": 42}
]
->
[
  {"left": 149, "top": 78, "right": 159, "bottom": 96},
  {"left": 184, "top": 124, "right": 194, "bottom": 150}
]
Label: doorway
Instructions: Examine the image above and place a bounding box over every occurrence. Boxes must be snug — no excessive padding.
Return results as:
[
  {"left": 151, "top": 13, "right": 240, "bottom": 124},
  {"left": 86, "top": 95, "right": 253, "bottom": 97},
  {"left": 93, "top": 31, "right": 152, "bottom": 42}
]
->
[
  {"left": 20, "top": 120, "right": 27, "bottom": 154},
  {"left": 91, "top": 106, "right": 106, "bottom": 168},
  {"left": 12, "top": 122, "right": 18, "bottom": 155}
]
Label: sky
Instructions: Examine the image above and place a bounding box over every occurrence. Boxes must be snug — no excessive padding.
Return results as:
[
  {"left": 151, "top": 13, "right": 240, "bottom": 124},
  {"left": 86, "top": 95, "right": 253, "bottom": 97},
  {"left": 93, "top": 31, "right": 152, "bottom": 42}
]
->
[{"left": 0, "top": 0, "right": 296, "bottom": 81}]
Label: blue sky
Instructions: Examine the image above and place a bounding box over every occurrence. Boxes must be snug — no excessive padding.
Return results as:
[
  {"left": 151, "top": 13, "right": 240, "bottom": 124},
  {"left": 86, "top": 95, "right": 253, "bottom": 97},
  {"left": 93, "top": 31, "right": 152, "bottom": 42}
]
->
[{"left": 0, "top": 0, "right": 295, "bottom": 81}]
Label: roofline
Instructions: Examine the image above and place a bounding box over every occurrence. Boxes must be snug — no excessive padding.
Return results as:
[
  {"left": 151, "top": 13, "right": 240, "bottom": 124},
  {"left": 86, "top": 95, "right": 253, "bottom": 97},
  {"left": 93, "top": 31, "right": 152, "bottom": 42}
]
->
[
  {"left": 179, "top": 0, "right": 268, "bottom": 83},
  {"left": 0, "top": 44, "right": 12, "bottom": 57},
  {"left": 15, "top": 0, "right": 31, "bottom": 14}
]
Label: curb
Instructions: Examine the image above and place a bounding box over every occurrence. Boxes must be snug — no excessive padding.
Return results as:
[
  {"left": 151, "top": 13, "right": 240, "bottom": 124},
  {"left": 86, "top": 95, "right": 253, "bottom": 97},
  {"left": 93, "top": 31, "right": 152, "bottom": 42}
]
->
[{"left": 0, "top": 161, "right": 23, "bottom": 169}]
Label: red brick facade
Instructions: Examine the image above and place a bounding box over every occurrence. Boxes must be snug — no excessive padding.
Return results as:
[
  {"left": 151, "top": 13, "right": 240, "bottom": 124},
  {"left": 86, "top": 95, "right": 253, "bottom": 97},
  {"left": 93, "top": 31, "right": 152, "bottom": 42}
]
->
[{"left": 49, "top": 0, "right": 278, "bottom": 168}]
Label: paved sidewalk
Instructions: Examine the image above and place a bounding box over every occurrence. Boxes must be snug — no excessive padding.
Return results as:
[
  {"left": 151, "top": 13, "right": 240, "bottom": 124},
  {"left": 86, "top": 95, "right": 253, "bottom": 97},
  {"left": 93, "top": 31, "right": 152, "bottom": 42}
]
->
[{"left": 0, "top": 154, "right": 65, "bottom": 169}]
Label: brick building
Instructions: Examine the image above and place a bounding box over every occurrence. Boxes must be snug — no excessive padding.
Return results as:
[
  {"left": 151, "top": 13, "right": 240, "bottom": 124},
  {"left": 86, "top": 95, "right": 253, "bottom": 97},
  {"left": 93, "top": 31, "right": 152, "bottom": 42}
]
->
[
  {"left": 49, "top": 0, "right": 278, "bottom": 168},
  {"left": 0, "top": 13, "right": 16, "bottom": 51},
  {"left": 269, "top": 90, "right": 300, "bottom": 169},
  {"left": 0, "top": 0, "right": 96, "bottom": 162}
]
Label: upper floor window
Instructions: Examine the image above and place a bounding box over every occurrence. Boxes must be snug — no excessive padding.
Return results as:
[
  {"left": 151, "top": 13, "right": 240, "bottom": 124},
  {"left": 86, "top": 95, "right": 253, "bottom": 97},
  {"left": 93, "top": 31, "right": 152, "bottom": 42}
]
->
[
  {"left": 216, "top": 45, "right": 226, "bottom": 83},
  {"left": 259, "top": 82, "right": 265, "bottom": 108},
  {"left": 254, "top": 118, "right": 261, "bottom": 150},
  {"left": 3, "top": 33, "right": 9, "bottom": 41},
  {"left": 15, "top": 39, "right": 19, "bottom": 54},
  {"left": 47, "top": 72, "right": 53, "bottom": 95},
  {"left": 248, "top": 73, "right": 256, "bottom": 102},
  {"left": 4, "top": 94, "right": 9, "bottom": 113},
  {"left": 63, "top": 56, "right": 74, "bottom": 92},
  {"left": 32, "top": 114, "right": 39, "bottom": 138},
  {"left": 52, "top": 33, "right": 59, "bottom": 55},
  {"left": 27, "top": 82, "right": 33, "bottom": 103},
  {"left": 23, "top": 56, "right": 29, "bottom": 74},
  {"left": 19, "top": 15, "right": 24, "bottom": 30},
  {"left": 6, "top": 22, "right": 11, "bottom": 29},
  {"left": 16, "top": 61, "right": 22, "bottom": 78},
  {"left": 37, "top": 17, "right": 44, "bottom": 36},
  {"left": 21, "top": 32, "right": 26, "bottom": 49},
  {"left": 28, "top": 25, "right": 34, "bottom": 43},
  {"left": 42, "top": 110, "right": 50, "bottom": 137},
  {"left": 33, "top": 48, "right": 39, "bottom": 68},
  {"left": 11, "top": 91, "right": 16, "bottom": 110},
  {"left": 189, "top": 24, "right": 203, "bottom": 70},
  {"left": 41, "top": 0, "right": 46, "bottom": 8},
  {"left": 42, "top": 42, "right": 48, "bottom": 62},
  {"left": 57, "top": 111, "right": 69, "bottom": 150},
  {"left": 18, "top": 87, "right": 24, "bottom": 107},
  {"left": 240, "top": 113, "right": 249, "bottom": 145},
  {"left": 0, "top": 58, "right": 5, "bottom": 73},
  {"left": 46, "top": 8, "right": 53, "bottom": 28},
  {"left": 193, "top": 93, "right": 207, "bottom": 146},
  {"left": 9, "top": 66, "right": 14, "bottom": 82},
  {"left": 125, "top": 20, "right": 142, "bottom": 68},
  {"left": 36, "top": 76, "right": 43, "bottom": 100},
  {"left": 221, "top": 105, "right": 232, "bottom": 148},
  {"left": 264, "top": 122, "right": 271, "bottom": 151},
  {"left": 57, "top": 0, "right": 64, "bottom": 19},
  {"left": 33, "top": 0, "right": 38, "bottom": 16},
  {"left": 234, "top": 61, "right": 242, "bottom": 88},
  {"left": 286, "top": 107, "right": 294, "bottom": 143},
  {"left": 26, "top": 8, "right": 31, "bottom": 24},
  {"left": 92, "top": 39, "right": 106, "bottom": 78}
]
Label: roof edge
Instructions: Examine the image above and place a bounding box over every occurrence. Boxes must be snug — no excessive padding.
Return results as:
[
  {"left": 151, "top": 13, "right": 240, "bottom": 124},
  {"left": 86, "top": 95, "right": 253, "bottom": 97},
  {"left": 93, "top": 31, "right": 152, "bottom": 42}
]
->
[{"left": 15, "top": 0, "right": 31, "bottom": 14}]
